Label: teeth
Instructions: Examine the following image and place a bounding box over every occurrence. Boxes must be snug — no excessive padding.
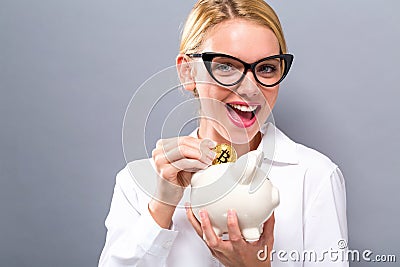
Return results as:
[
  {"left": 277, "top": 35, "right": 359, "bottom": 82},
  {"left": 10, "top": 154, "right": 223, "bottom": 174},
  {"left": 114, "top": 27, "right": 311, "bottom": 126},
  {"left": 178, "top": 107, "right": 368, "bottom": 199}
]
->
[{"left": 229, "top": 104, "right": 258, "bottom": 112}]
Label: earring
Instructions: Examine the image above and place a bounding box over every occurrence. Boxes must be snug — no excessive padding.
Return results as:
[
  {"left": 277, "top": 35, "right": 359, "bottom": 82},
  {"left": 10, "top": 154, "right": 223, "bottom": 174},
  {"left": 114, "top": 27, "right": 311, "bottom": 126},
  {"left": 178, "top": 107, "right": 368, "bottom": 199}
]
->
[{"left": 193, "top": 87, "right": 199, "bottom": 97}]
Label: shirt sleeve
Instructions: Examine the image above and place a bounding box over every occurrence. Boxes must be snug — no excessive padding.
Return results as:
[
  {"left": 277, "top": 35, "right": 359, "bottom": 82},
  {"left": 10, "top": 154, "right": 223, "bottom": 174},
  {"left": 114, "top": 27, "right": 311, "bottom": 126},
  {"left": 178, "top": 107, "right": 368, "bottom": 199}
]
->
[
  {"left": 303, "top": 167, "right": 349, "bottom": 267},
  {"left": 98, "top": 167, "right": 179, "bottom": 267}
]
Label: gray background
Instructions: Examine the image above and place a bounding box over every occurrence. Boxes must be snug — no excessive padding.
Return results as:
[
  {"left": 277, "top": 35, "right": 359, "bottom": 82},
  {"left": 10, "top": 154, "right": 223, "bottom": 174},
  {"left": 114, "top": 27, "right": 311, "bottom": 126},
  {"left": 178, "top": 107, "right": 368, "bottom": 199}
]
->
[{"left": 1, "top": 0, "right": 399, "bottom": 266}]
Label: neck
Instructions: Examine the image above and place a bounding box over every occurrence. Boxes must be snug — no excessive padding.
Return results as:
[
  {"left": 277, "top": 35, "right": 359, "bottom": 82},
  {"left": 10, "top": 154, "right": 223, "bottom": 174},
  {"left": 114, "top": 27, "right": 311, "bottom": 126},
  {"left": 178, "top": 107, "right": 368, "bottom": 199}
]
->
[{"left": 197, "top": 125, "right": 262, "bottom": 158}]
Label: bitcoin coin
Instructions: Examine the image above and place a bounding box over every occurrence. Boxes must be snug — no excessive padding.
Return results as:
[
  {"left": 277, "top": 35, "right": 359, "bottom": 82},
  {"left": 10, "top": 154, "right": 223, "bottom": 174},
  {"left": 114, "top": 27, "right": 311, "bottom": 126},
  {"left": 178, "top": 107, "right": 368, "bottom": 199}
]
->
[{"left": 212, "top": 143, "right": 237, "bottom": 165}]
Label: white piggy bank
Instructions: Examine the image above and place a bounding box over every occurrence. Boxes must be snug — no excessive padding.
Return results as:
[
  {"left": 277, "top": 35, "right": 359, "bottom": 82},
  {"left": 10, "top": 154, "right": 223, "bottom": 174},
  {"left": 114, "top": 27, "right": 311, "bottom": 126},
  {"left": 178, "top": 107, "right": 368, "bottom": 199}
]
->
[{"left": 190, "top": 150, "right": 279, "bottom": 241}]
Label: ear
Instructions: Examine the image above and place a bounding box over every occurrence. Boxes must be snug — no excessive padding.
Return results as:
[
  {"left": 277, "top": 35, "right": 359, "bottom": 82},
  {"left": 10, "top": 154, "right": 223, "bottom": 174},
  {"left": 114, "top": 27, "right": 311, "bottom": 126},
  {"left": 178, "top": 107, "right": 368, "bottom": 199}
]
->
[{"left": 176, "top": 54, "right": 196, "bottom": 92}]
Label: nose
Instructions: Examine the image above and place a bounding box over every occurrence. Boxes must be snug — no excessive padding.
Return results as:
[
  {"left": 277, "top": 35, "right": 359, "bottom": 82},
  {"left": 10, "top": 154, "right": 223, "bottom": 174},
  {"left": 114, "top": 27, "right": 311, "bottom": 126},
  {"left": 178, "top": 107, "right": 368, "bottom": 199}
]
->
[{"left": 235, "top": 70, "right": 260, "bottom": 98}]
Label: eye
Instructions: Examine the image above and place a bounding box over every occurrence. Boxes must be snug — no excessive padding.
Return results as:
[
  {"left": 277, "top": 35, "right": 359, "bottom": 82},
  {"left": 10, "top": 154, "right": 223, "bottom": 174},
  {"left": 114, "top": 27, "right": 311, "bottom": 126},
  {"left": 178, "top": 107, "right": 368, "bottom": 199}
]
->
[
  {"left": 257, "top": 64, "right": 276, "bottom": 74},
  {"left": 211, "top": 56, "right": 243, "bottom": 76},
  {"left": 215, "top": 63, "right": 234, "bottom": 72}
]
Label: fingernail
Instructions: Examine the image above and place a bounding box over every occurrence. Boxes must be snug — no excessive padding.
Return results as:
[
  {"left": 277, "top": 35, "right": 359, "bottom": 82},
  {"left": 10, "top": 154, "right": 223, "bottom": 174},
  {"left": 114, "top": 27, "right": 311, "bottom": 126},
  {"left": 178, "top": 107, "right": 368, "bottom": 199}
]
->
[
  {"left": 199, "top": 209, "right": 206, "bottom": 220},
  {"left": 206, "top": 140, "right": 217, "bottom": 148},
  {"left": 184, "top": 202, "right": 191, "bottom": 211},
  {"left": 227, "top": 209, "right": 235, "bottom": 218},
  {"left": 208, "top": 150, "right": 217, "bottom": 159}
]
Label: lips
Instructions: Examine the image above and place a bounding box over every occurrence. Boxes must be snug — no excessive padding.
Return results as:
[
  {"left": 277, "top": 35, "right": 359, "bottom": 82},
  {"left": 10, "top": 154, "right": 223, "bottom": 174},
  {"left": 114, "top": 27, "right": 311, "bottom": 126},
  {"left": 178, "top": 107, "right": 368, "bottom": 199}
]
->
[{"left": 226, "top": 101, "right": 261, "bottom": 128}]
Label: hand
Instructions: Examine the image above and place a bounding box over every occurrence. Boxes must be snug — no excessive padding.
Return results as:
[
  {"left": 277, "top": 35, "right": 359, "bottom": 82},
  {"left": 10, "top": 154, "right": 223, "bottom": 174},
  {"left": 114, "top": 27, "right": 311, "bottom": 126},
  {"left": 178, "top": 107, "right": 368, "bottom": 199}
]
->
[
  {"left": 152, "top": 136, "right": 216, "bottom": 195},
  {"left": 186, "top": 205, "right": 275, "bottom": 267},
  {"left": 149, "top": 136, "right": 216, "bottom": 228}
]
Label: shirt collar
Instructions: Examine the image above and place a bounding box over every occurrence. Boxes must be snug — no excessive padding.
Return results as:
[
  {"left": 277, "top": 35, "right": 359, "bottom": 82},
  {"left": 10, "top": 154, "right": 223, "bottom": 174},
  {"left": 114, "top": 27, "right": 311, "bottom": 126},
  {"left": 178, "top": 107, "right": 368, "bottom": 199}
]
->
[
  {"left": 259, "top": 122, "right": 299, "bottom": 164},
  {"left": 189, "top": 122, "right": 299, "bottom": 165}
]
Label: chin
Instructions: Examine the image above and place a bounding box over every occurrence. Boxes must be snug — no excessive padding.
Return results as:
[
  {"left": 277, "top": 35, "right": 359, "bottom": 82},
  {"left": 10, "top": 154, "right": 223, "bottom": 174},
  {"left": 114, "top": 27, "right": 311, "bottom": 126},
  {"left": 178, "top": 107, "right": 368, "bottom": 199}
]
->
[
  {"left": 202, "top": 101, "right": 268, "bottom": 144},
  {"left": 215, "top": 121, "right": 261, "bottom": 145}
]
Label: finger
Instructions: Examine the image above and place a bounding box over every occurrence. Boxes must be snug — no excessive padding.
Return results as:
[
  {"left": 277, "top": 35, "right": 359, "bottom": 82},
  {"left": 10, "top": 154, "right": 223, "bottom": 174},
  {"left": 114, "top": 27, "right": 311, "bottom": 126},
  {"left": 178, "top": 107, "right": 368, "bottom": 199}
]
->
[
  {"left": 162, "top": 137, "right": 216, "bottom": 159},
  {"left": 171, "top": 158, "right": 210, "bottom": 172},
  {"left": 259, "top": 212, "right": 275, "bottom": 244},
  {"left": 227, "top": 209, "right": 246, "bottom": 246},
  {"left": 158, "top": 159, "right": 208, "bottom": 180},
  {"left": 155, "top": 138, "right": 216, "bottom": 166},
  {"left": 176, "top": 171, "right": 192, "bottom": 187},
  {"left": 263, "top": 213, "right": 275, "bottom": 235},
  {"left": 159, "top": 136, "right": 215, "bottom": 151},
  {"left": 199, "top": 210, "right": 220, "bottom": 249},
  {"left": 199, "top": 211, "right": 233, "bottom": 252},
  {"left": 185, "top": 203, "right": 203, "bottom": 237},
  {"left": 211, "top": 250, "right": 232, "bottom": 267},
  {"left": 165, "top": 145, "right": 215, "bottom": 165}
]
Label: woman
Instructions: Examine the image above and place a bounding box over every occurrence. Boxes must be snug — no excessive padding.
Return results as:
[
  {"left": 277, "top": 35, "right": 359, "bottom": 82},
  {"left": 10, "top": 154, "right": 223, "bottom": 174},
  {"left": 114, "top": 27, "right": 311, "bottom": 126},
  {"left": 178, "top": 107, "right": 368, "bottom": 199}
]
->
[{"left": 99, "top": 1, "right": 348, "bottom": 266}]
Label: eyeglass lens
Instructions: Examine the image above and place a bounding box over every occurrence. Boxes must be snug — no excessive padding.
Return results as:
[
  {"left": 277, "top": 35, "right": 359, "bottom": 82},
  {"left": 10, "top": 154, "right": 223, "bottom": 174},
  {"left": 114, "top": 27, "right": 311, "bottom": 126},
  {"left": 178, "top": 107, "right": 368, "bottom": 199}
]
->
[{"left": 209, "top": 56, "right": 285, "bottom": 86}]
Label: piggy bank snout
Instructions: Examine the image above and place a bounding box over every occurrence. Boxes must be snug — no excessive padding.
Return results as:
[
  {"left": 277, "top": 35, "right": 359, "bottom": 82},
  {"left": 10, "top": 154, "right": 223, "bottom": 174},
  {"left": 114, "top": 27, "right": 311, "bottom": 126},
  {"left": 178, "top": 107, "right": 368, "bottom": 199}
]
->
[{"left": 271, "top": 186, "right": 280, "bottom": 207}]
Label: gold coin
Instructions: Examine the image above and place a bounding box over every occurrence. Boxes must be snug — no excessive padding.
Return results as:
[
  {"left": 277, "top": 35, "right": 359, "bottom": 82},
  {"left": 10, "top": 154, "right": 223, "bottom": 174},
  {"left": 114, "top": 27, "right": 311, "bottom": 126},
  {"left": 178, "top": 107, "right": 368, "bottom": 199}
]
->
[{"left": 212, "top": 143, "right": 237, "bottom": 165}]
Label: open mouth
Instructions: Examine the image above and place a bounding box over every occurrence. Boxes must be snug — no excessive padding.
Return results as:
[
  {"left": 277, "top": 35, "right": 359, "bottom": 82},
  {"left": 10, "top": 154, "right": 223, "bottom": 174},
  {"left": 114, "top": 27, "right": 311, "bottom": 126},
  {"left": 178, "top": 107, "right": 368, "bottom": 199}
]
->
[{"left": 226, "top": 102, "right": 261, "bottom": 128}]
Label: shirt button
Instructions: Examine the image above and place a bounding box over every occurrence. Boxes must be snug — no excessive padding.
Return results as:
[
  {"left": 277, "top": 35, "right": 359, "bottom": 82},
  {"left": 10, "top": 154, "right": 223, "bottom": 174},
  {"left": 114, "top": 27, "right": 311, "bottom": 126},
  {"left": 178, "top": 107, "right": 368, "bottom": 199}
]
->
[{"left": 162, "top": 240, "right": 173, "bottom": 249}]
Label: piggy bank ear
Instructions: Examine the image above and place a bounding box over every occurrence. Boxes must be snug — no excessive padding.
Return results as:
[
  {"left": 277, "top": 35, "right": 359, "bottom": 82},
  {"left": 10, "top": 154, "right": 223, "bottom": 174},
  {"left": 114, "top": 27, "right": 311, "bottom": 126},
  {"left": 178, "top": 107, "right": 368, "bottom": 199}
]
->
[
  {"left": 249, "top": 167, "right": 269, "bottom": 194},
  {"left": 248, "top": 151, "right": 272, "bottom": 194},
  {"left": 234, "top": 150, "right": 263, "bottom": 185},
  {"left": 254, "top": 150, "right": 263, "bottom": 167}
]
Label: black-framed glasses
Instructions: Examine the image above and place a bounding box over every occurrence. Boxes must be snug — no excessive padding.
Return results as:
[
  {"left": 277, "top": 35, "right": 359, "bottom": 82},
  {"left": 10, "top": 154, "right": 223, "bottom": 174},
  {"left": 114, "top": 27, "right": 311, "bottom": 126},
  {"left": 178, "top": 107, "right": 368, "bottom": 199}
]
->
[{"left": 187, "top": 52, "right": 294, "bottom": 87}]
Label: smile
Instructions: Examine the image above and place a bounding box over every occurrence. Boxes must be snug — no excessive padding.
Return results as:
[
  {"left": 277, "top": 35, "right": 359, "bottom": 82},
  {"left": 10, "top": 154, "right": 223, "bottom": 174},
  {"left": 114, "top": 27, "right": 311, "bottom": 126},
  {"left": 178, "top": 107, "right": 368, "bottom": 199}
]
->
[{"left": 226, "top": 102, "right": 261, "bottom": 128}]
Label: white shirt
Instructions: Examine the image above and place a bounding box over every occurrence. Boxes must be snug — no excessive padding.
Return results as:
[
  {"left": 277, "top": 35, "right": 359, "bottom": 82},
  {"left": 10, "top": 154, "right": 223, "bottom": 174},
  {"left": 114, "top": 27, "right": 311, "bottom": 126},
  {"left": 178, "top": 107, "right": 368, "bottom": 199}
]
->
[{"left": 99, "top": 123, "right": 348, "bottom": 267}]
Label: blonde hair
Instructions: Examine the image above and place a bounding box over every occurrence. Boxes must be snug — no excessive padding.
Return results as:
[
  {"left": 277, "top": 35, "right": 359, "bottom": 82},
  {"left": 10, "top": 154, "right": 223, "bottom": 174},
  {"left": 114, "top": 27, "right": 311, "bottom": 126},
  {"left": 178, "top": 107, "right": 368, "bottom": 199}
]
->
[{"left": 180, "top": 0, "right": 287, "bottom": 55}]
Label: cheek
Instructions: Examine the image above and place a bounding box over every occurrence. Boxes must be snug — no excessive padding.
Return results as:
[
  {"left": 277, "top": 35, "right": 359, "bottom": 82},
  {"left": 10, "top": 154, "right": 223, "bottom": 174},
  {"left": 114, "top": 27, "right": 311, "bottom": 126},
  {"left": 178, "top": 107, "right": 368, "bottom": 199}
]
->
[
  {"left": 194, "top": 63, "right": 231, "bottom": 101},
  {"left": 196, "top": 86, "right": 232, "bottom": 124},
  {"left": 197, "top": 84, "right": 231, "bottom": 105},
  {"left": 262, "top": 86, "right": 280, "bottom": 109}
]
